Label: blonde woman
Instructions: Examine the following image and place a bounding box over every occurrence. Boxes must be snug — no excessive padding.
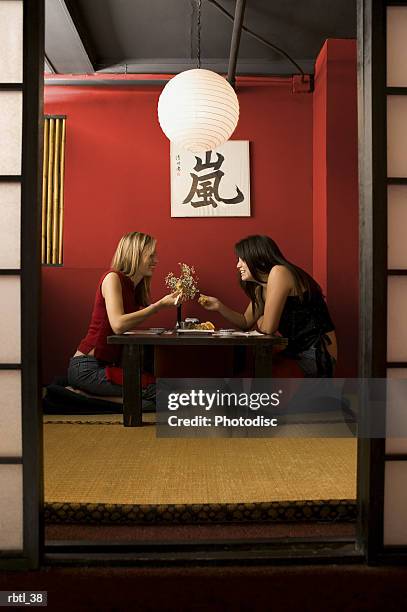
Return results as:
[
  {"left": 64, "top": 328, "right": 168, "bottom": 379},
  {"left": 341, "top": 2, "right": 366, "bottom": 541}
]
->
[{"left": 67, "top": 232, "right": 180, "bottom": 397}]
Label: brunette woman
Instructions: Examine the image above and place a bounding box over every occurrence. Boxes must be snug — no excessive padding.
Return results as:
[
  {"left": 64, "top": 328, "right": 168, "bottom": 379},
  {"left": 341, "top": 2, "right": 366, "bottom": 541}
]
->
[{"left": 200, "top": 235, "right": 337, "bottom": 377}]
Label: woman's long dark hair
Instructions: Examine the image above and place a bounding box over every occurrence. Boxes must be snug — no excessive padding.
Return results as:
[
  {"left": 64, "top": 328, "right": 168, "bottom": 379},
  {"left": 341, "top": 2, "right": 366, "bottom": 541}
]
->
[{"left": 235, "top": 235, "right": 323, "bottom": 315}]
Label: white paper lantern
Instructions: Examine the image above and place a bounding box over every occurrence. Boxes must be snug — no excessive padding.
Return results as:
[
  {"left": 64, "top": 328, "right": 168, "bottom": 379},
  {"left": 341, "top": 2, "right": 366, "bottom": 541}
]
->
[{"left": 157, "top": 68, "right": 239, "bottom": 153}]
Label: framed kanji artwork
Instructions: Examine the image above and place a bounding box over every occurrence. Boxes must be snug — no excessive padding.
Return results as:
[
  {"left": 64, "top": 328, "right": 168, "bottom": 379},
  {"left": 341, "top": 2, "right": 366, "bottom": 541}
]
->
[{"left": 170, "top": 141, "right": 251, "bottom": 217}]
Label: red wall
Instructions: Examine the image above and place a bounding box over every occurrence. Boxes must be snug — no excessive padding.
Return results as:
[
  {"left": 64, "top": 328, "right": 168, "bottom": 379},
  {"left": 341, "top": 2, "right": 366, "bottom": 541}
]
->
[
  {"left": 313, "top": 46, "right": 328, "bottom": 294},
  {"left": 313, "top": 40, "right": 359, "bottom": 377},
  {"left": 42, "top": 48, "right": 357, "bottom": 384}
]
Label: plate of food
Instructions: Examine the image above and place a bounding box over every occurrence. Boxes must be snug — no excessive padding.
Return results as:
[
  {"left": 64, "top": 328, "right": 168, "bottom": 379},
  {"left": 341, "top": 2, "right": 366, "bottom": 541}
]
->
[
  {"left": 176, "top": 321, "right": 215, "bottom": 333},
  {"left": 176, "top": 329, "right": 215, "bottom": 334},
  {"left": 215, "top": 329, "right": 237, "bottom": 336}
]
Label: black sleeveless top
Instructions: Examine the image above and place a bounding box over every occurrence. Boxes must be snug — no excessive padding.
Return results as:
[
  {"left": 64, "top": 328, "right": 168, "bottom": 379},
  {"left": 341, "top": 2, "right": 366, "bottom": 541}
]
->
[{"left": 278, "top": 290, "right": 335, "bottom": 356}]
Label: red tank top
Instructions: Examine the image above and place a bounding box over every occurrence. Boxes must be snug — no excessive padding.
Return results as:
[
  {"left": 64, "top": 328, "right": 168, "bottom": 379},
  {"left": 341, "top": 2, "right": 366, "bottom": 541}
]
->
[{"left": 78, "top": 269, "right": 137, "bottom": 364}]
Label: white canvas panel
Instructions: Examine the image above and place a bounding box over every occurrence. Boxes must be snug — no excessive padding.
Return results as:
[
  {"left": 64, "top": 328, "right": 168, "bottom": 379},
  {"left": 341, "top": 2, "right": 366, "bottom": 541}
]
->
[
  {"left": 388, "top": 276, "right": 407, "bottom": 362},
  {"left": 0, "top": 465, "right": 23, "bottom": 550},
  {"left": 0, "top": 276, "right": 20, "bottom": 363},
  {"left": 385, "top": 372, "right": 407, "bottom": 454},
  {"left": 0, "top": 371, "right": 21, "bottom": 457},
  {"left": 0, "top": 1, "right": 23, "bottom": 83},
  {"left": 387, "top": 7, "right": 407, "bottom": 87},
  {"left": 0, "top": 91, "right": 22, "bottom": 175},
  {"left": 0, "top": 182, "right": 20, "bottom": 269},
  {"left": 384, "top": 461, "right": 407, "bottom": 545}
]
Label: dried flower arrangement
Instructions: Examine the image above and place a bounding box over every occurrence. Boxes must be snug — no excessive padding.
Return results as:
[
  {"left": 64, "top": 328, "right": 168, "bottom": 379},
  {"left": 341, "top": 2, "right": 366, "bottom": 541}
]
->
[{"left": 165, "top": 263, "right": 199, "bottom": 302}]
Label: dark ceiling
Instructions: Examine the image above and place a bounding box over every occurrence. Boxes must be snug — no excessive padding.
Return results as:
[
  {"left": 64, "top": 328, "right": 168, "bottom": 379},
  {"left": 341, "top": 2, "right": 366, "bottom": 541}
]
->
[{"left": 45, "top": 0, "right": 356, "bottom": 75}]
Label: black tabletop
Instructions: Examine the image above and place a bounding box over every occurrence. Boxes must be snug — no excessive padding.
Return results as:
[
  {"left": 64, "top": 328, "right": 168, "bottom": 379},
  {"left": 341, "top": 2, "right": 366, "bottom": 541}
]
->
[{"left": 107, "top": 330, "right": 288, "bottom": 347}]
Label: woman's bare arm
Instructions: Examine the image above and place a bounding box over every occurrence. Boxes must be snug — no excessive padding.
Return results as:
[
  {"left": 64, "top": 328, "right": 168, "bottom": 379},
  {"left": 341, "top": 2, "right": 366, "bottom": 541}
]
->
[
  {"left": 200, "top": 293, "right": 261, "bottom": 330},
  {"left": 102, "top": 272, "right": 179, "bottom": 334},
  {"left": 218, "top": 302, "right": 258, "bottom": 330},
  {"left": 257, "top": 266, "right": 292, "bottom": 334}
]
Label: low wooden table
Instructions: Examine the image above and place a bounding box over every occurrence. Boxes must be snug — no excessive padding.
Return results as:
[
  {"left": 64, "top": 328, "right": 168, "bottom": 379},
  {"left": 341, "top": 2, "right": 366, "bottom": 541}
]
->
[{"left": 107, "top": 331, "right": 287, "bottom": 427}]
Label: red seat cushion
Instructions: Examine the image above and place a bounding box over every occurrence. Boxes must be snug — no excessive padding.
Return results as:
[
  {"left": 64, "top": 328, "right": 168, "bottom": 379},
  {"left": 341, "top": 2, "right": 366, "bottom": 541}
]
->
[
  {"left": 271, "top": 354, "right": 304, "bottom": 378},
  {"left": 105, "top": 366, "right": 155, "bottom": 388}
]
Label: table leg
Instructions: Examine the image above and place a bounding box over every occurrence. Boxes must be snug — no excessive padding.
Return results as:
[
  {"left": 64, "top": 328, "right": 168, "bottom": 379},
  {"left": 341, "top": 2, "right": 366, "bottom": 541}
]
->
[
  {"left": 123, "top": 344, "right": 142, "bottom": 427},
  {"left": 254, "top": 344, "right": 273, "bottom": 378},
  {"left": 232, "top": 345, "right": 246, "bottom": 376}
]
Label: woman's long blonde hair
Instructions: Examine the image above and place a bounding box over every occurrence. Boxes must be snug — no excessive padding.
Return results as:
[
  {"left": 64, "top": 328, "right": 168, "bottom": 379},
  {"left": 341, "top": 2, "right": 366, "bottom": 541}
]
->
[{"left": 111, "top": 232, "right": 156, "bottom": 306}]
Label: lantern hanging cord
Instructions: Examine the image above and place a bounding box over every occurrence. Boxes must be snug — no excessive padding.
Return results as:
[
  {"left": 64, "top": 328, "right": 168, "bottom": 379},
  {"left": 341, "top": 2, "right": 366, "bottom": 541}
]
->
[
  {"left": 207, "top": 0, "right": 305, "bottom": 78},
  {"left": 197, "top": 0, "right": 202, "bottom": 69}
]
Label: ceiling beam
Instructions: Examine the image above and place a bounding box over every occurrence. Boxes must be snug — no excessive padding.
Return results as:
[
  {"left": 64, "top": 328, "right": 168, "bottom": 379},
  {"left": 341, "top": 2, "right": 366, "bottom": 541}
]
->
[
  {"left": 45, "top": 0, "right": 95, "bottom": 73},
  {"left": 96, "top": 59, "right": 314, "bottom": 76}
]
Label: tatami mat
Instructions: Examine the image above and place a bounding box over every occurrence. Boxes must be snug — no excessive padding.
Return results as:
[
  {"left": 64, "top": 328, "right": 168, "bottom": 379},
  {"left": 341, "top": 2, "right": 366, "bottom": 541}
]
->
[{"left": 43, "top": 418, "right": 357, "bottom": 506}]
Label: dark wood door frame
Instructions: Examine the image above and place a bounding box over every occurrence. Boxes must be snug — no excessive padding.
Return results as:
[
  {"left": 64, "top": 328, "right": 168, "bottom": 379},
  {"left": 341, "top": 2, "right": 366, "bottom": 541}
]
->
[{"left": 3, "top": 0, "right": 399, "bottom": 569}]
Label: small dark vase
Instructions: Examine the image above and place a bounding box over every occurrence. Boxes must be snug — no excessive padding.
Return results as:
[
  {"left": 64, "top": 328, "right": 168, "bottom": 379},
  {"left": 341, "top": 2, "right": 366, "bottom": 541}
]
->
[{"left": 176, "top": 304, "right": 183, "bottom": 329}]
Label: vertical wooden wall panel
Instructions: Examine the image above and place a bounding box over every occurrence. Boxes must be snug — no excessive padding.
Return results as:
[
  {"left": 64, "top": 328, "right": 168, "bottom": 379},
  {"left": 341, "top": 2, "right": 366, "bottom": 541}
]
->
[
  {"left": 42, "top": 116, "right": 65, "bottom": 264},
  {"left": 46, "top": 117, "right": 54, "bottom": 264},
  {"left": 52, "top": 118, "right": 60, "bottom": 264},
  {"left": 59, "top": 118, "right": 66, "bottom": 263},
  {"left": 41, "top": 118, "right": 49, "bottom": 264}
]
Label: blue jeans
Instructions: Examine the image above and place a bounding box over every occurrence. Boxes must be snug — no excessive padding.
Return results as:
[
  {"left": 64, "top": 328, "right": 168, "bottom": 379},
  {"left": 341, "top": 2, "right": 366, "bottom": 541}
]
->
[
  {"left": 67, "top": 355, "right": 123, "bottom": 396},
  {"left": 67, "top": 355, "right": 156, "bottom": 406},
  {"left": 296, "top": 347, "right": 337, "bottom": 378}
]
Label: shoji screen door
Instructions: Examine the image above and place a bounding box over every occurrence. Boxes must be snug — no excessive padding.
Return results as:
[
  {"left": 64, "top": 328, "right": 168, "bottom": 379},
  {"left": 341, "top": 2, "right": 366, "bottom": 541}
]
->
[
  {"left": 384, "top": 2, "right": 407, "bottom": 551},
  {"left": 0, "top": 0, "right": 44, "bottom": 570},
  {"left": 359, "top": 0, "right": 407, "bottom": 563}
]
